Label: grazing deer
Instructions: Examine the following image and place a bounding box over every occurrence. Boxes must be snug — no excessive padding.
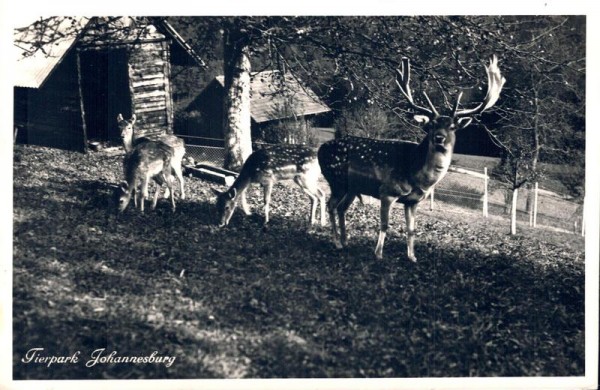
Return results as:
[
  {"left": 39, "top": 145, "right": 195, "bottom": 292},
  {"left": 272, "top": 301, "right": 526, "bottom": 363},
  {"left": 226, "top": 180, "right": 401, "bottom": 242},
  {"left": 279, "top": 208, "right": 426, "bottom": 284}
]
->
[
  {"left": 117, "top": 114, "right": 186, "bottom": 200},
  {"left": 318, "top": 56, "right": 505, "bottom": 261},
  {"left": 118, "top": 140, "right": 176, "bottom": 213},
  {"left": 212, "top": 144, "right": 326, "bottom": 227}
]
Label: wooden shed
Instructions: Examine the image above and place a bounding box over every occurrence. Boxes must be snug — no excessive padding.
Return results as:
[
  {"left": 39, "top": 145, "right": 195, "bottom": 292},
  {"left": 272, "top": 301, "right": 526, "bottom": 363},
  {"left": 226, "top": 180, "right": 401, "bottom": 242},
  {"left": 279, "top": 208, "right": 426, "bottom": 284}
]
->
[
  {"left": 181, "top": 70, "right": 332, "bottom": 145},
  {"left": 14, "top": 16, "right": 203, "bottom": 151}
]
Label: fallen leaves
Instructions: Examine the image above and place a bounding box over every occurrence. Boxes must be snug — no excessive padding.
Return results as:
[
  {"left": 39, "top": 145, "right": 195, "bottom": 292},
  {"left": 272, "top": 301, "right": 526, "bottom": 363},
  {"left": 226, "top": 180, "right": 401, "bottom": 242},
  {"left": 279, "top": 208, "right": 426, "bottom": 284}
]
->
[{"left": 12, "top": 144, "right": 586, "bottom": 379}]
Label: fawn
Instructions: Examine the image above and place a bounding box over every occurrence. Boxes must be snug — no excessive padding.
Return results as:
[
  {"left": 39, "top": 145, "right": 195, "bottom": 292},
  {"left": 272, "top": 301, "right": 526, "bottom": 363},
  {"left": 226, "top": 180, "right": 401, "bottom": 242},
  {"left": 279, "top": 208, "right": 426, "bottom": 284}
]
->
[
  {"left": 118, "top": 140, "right": 176, "bottom": 213},
  {"left": 117, "top": 114, "right": 186, "bottom": 200},
  {"left": 212, "top": 144, "right": 326, "bottom": 227}
]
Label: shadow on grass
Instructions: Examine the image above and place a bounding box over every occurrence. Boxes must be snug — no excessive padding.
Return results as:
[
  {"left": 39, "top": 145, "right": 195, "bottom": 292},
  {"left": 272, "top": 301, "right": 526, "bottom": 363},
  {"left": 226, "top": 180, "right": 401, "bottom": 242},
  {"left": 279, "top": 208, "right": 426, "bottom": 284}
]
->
[{"left": 13, "top": 176, "right": 585, "bottom": 378}]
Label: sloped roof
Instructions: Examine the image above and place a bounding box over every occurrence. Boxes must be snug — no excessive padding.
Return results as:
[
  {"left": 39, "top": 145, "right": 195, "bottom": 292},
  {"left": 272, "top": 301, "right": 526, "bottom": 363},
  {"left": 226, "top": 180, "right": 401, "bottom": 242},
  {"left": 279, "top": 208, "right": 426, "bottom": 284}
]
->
[
  {"left": 14, "top": 17, "right": 89, "bottom": 88},
  {"left": 14, "top": 16, "right": 203, "bottom": 89},
  {"left": 214, "top": 70, "right": 331, "bottom": 123}
]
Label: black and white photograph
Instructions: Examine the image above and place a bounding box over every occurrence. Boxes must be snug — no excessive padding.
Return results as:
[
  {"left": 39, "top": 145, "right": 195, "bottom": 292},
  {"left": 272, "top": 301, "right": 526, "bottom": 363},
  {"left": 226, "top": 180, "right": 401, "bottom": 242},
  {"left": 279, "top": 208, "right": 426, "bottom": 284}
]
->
[{"left": 2, "top": 2, "right": 599, "bottom": 389}]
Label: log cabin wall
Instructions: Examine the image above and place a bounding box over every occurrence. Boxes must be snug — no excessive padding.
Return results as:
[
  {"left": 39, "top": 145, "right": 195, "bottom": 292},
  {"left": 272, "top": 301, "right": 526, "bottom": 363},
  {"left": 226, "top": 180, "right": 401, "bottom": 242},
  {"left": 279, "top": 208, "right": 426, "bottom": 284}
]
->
[{"left": 128, "top": 41, "right": 173, "bottom": 139}]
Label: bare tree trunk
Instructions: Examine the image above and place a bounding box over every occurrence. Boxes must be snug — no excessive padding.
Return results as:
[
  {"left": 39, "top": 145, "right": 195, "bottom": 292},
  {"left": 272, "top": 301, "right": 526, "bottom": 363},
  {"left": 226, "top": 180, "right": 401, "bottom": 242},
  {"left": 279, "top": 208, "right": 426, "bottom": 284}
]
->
[
  {"left": 222, "top": 25, "right": 252, "bottom": 171},
  {"left": 526, "top": 86, "right": 540, "bottom": 214}
]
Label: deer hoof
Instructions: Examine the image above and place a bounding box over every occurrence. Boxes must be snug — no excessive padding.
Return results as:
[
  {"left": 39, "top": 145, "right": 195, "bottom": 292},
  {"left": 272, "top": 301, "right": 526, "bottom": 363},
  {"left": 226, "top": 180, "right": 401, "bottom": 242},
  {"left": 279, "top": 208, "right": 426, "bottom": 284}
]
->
[
  {"left": 334, "top": 240, "right": 343, "bottom": 250},
  {"left": 408, "top": 255, "right": 417, "bottom": 263}
]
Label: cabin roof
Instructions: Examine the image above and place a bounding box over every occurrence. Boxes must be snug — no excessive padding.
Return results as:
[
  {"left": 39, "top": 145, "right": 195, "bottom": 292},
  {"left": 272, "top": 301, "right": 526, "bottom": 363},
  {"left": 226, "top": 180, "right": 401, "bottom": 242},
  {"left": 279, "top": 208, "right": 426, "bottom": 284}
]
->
[
  {"left": 14, "top": 16, "right": 203, "bottom": 89},
  {"left": 213, "top": 70, "right": 331, "bottom": 123}
]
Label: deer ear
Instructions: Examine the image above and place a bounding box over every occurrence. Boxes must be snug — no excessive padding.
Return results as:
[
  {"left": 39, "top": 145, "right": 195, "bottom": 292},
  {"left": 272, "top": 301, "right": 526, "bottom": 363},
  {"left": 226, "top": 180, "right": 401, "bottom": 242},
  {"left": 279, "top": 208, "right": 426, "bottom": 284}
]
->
[
  {"left": 413, "top": 115, "right": 430, "bottom": 124},
  {"left": 117, "top": 113, "right": 124, "bottom": 122},
  {"left": 457, "top": 117, "right": 473, "bottom": 129},
  {"left": 131, "top": 114, "right": 136, "bottom": 124},
  {"left": 118, "top": 181, "right": 129, "bottom": 193},
  {"left": 228, "top": 188, "right": 237, "bottom": 200}
]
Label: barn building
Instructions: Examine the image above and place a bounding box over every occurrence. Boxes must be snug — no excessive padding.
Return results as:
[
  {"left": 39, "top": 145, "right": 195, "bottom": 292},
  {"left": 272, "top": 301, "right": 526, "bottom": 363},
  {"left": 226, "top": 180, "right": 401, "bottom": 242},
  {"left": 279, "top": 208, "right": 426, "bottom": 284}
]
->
[
  {"left": 181, "top": 70, "right": 332, "bottom": 145},
  {"left": 14, "top": 16, "right": 203, "bottom": 152}
]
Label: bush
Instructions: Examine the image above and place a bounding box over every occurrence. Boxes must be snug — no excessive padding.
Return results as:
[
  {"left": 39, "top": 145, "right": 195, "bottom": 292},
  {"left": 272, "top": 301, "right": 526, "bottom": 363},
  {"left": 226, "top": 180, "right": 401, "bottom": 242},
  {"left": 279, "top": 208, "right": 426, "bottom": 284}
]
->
[{"left": 334, "top": 105, "right": 390, "bottom": 139}]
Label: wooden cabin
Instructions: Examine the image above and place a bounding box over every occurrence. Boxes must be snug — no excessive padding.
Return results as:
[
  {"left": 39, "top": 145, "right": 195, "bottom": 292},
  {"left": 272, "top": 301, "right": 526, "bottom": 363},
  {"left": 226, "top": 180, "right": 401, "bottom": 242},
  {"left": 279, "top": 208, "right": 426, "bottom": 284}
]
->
[
  {"left": 181, "top": 70, "right": 332, "bottom": 145},
  {"left": 14, "top": 17, "right": 203, "bottom": 151}
]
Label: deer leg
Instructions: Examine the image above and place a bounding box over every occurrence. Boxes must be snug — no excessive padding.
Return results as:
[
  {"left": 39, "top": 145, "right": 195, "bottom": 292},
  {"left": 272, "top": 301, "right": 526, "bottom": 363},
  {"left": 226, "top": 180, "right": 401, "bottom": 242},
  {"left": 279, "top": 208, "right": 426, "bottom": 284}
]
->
[
  {"left": 140, "top": 177, "right": 150, "bottom": 213},
  {"left": 173, "top": 164, "right": 185, "bottom": 200},
  {"left": 151, "top": 175, "right": 166, "bottom": 209},
  {"left": 165, "top": 174, "right": 176, "bottom": 212},
  {"left": 327, "top": 193, "right": 343, "bottom": 248},
  {"left": 294, "top": 176, "right": 319, "bottom": 225},
  {"left": 404, "top": 203, "right": 418, "bottom": 262},
  {"left": 239, "top": 188, "right": 252, "bottom": 216},
  {"left": 375, "top": 196, "right": 396, "bottom": 260},
  {"left": 133, "top": 188, "right": 138, "bottom": 209},
  {"left": 162, "top": 178, "right": 171, "bottom": 199},
  {"left": 337, "top": 193, "right": 357, "bottom": 248},
  {"left": 262, "top": 182, "right": 274, "bottom": 225},
  {"left": 152, "top": 183, "right": 161, "bottom": 209},
  {"left": 317, "top": 188, "right": 326, "bottom": 226}
]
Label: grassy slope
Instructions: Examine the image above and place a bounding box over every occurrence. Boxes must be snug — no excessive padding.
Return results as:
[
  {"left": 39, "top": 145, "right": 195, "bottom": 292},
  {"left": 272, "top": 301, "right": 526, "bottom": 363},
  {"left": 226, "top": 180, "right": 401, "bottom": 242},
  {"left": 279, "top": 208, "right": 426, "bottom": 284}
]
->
[{"left": 13, "top": 145, "right": 584, "bottom": 379}]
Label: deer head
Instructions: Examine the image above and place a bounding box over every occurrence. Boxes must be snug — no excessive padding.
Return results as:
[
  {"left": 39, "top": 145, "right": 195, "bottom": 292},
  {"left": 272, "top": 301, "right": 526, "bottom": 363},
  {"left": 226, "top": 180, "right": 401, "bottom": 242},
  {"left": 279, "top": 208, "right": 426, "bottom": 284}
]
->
[
  {"left": 117, "top": 181, "right": 134, "bottom": 213},
  {"left": 212, "top": 187, "right": 238, "bottom": 227},
  {"left": 117, "top": 113, "right": 137, "bottom": 152},
  {"left": 396, "top": 55, "right": 505, "bottom": 153}
]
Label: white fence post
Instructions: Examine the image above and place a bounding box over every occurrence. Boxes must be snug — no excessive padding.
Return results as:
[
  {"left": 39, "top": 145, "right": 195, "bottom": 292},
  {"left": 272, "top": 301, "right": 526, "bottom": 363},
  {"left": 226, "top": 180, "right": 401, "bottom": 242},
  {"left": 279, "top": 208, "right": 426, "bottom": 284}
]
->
[
  {"left": 533, "top": 182, "right": 538, "bottom": 228},
  {"left": 511, "top": 188, "right": 518, "bottom": 235},
  {"left": 483, "top": 167, "right": 488, "bottom": 218}
]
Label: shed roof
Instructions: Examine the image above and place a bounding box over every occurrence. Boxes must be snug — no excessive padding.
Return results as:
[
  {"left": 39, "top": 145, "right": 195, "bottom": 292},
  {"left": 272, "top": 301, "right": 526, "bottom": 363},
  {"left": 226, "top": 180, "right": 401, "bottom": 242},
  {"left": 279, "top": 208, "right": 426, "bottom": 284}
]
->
[
  {"left": 14, "top": 17, "right": 88, "bottom": 88},
  {"left": 214, "top": 70, "right": 331, "bottom": 123},
  {"left": 14, "top": 16, "right": 203, "bottom": 89}
]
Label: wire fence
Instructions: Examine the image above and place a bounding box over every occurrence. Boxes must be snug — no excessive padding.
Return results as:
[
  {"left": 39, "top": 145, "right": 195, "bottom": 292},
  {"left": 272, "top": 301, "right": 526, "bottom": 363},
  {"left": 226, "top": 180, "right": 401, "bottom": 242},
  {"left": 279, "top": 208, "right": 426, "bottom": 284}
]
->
[
  {"left": 177, "top": 135, "right": 226, "bottom": 166},
  {"left": 176, "top": 135, "right": 585, "bottom": 235},
  {"left": 432, "top": 166, "right": 584, "bottom": 235}
]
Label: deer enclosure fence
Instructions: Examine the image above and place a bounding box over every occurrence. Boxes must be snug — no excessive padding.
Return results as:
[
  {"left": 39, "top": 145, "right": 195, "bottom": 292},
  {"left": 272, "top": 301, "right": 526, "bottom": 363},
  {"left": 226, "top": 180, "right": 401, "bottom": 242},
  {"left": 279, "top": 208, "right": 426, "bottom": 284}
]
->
[{"left": 432, "top": 165, "right": 583, "bottom": 235}]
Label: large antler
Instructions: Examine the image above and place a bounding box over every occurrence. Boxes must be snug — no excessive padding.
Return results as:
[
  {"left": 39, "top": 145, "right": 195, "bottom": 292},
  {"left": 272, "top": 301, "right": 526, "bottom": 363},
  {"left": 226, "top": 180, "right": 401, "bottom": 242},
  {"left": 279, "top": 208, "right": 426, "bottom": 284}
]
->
[
  {"left": 454, "top": 55, "right": 506, "bottom": 118},
  {"left": 396, "top": 58, "right": 439, "bottom": 118}
]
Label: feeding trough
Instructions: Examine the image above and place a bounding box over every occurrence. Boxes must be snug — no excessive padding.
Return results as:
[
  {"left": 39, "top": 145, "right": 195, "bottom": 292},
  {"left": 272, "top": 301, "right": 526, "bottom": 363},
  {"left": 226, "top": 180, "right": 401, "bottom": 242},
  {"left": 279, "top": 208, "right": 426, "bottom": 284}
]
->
[{"left": 183, "top": 162, "right": 236, "bottom": 186}]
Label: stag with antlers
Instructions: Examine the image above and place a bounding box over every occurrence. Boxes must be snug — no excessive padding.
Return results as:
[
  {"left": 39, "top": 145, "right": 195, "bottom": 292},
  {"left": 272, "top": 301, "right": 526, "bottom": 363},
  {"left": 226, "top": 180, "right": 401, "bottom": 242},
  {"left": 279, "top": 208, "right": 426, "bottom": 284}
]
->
[{"left": 318, "top": 56, "right": 505, "bottom": 261}]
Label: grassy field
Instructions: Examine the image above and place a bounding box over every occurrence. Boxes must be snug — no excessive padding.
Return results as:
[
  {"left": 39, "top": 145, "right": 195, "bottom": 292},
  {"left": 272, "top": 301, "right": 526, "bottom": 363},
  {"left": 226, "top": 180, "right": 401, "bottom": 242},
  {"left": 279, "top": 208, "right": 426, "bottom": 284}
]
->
[{"left": 13, "top": 144, "right": 585, "bottom": 379}]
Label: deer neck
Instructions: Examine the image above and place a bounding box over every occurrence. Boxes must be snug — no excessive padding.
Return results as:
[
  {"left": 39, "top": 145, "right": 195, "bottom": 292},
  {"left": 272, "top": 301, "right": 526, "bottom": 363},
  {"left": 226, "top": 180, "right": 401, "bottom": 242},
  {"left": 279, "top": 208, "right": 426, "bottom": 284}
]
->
[
  {"left": 230, "top": 171, "right": 253, "bottom": 198},
  {"left": 412, "top": 137, "right": 455, "bottom": 188}
]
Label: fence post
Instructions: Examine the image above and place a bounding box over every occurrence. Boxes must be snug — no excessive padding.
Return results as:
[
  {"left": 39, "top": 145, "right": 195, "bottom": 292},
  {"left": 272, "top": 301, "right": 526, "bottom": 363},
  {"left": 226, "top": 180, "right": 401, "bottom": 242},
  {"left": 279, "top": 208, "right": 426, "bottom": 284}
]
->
[
  {"left": 532, "top": 182, "right": 538, "bottom": 228},
  {"left": 430, "top": 187, "right": 434, "bottom": 210},
  {"left": 483, "top": 167, "right": 488, "bottom": 218},
  {"left": 511, "top": 188, "right": 518, "bottom": 235}
]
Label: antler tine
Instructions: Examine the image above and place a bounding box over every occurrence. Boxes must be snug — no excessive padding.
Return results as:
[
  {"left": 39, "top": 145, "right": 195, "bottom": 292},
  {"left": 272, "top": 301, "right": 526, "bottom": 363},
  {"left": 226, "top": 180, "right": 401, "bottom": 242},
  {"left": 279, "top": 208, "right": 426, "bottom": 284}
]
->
[
  {"left": 395, "top": 58, "right": 435, "bottom": 117},
  {"left": 455, "top": 55, "right": 506, "bottom": 118},
  {"left": 395, "top": 58, "right": 413, "bottom": 101},
  {"left": 422, "top": 92, "right": 440, "bottom": 117},
  {"left": 452, "top": 91, "right": 463, "bottom": 116}
]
